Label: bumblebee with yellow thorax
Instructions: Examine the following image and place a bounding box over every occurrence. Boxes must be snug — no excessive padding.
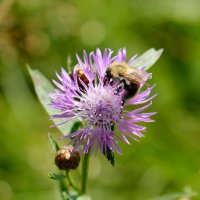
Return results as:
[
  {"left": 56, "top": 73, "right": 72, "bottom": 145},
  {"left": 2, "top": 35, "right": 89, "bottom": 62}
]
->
[{"left": 106, "top": 62, "right": 148, "bottom": 100}]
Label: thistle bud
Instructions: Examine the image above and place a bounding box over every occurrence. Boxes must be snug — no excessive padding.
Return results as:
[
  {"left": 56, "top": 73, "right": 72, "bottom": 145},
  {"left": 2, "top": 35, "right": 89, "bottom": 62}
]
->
[
  {"left": 55, "top": 146, "right": 80, "bottom": 170},
  {"left": 75, "top": 65, "right": 89, "bottom": 85},
  {"left": 69, "top": 65, "right": 90, "bottom": 90}
]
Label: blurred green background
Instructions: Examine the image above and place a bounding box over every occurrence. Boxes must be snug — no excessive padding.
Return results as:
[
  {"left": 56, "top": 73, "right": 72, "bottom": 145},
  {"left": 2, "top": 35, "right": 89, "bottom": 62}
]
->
[{"left": 0, "top": 0, "right": 200, "bottom": 199}]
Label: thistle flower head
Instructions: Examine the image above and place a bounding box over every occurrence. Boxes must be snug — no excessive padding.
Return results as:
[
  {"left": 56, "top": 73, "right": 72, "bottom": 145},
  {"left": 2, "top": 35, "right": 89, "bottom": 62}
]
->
[{"left": 49, "top": 48, "right": 156, "bottom": 155}]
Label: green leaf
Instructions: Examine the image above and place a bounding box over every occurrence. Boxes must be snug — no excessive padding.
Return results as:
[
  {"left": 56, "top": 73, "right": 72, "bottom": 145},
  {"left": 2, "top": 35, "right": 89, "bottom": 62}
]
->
[
  {"left": 62, "top": 194, "right": 91, "bottom": 200},
  {"left": 131, "top": 48, "right": 163, "bottom": 70},
  {"left": 61, "top": 194, "right": 90, "bottom": 200},
  {"left": 104, "top": 145, "right": 115, "bottom": 166},
  {"left": 70, "top": 122, "right": 82, "bottom": 133},
  {"left": 150, "top": 191, "right": 197, "bottom": 200},
  {"left": 76, "top": 195, "right": 91, "bottom": 200},
  {"left": 48, "top": 172, "right": 66, "bottom": 180},
  {"left": 28, "top": 66, "right": 77, "bottom": 135},
  {"left": 103, "top": 126, "right": 115, "bottom": 166},
  {"left": 48, "top": 133, "right": 60, "bottom": 152},
  {"left": 66, "top": 55, "right": 72, "bottom": 74}
]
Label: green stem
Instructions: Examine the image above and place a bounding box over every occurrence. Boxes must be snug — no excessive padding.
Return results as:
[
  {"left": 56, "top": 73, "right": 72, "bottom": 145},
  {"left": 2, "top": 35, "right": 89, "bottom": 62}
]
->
[
  {"left": 58, "top": 179, "right": 68, "bottom": 200},
  {"left": 66, "top": 170, "right": 80, "bottom": 193},
  {"left": 81, "top": 151, "right": 90, "bottom": 194}
]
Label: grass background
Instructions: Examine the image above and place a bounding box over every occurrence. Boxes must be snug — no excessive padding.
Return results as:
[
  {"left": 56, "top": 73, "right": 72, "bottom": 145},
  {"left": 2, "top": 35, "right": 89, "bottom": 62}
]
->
[{"left": 0, "top": 0, "right": 200, "bottom": 199}]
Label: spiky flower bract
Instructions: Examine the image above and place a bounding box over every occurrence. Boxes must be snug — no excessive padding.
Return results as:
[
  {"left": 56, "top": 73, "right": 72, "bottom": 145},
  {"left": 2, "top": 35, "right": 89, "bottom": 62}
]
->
[{"left": 49, "top": 48, "right": 156, "bottom": 155}]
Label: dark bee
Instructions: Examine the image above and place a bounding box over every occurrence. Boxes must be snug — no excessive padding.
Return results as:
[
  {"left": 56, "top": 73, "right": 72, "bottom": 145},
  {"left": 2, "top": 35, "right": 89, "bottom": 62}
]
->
[{"left": 105, "top": 62, "right": 149, "bottom": 100}]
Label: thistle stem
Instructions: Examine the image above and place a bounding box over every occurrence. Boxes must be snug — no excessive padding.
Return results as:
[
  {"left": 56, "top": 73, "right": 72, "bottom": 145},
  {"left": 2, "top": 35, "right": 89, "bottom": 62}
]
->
[
  {"left": 81, "top": 151, "right": 90, "bottom": 194},
  {"left": 58, "top": 179, "right": 68, "bottom": 200},
  {"left": 66, "top": 170, "right": 80, "bottom": 193}
]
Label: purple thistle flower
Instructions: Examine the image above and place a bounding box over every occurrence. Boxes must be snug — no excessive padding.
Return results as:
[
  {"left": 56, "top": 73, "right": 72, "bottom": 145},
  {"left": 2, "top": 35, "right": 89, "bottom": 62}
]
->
[{"left": 49, "top": 48, "right": 157, "bottom": 155}]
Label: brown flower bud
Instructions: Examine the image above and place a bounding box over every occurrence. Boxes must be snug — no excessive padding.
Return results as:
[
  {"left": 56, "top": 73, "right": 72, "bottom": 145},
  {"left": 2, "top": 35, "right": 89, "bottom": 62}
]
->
[
  {"left": 69, "top": 65, "right": 90, "bottom": 90},
  {"left": 75, "top": 65, "right": 89, "bottom": 86},
  {"left": 55, "top": 146, "right": 80, "bottom": 170}
]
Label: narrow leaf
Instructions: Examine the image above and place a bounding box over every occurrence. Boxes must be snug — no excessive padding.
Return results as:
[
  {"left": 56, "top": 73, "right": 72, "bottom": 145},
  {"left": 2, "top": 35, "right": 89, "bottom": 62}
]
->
[
  {"left": 48, "top": 133, "right": 60, "bottom": 152},
  {"left": 131, "top": 48, "right": 163, "bottom": 70},
  {"left": 150, "top": 191, "right": 197, "bottom": 200},
  {"left": 62, "top": 194, "right": 90, "bottom": 200},
  {"left": 48, "top": 172, "right": 66, "bottom": 180},
  {"left": 77, "top": 195, "right": 91, "bottom": 200},
  {"left": 104, "top": 145, "right": 115, "bottom": 166},
  {"left": 70, "top": 122, "right": 82, "bottom": 133},
  {"left": 66, "top": 55, "right": 72, "bottom": 74},
  {"left": 28, "top": 66, "right": 77, "bottom": 135}
]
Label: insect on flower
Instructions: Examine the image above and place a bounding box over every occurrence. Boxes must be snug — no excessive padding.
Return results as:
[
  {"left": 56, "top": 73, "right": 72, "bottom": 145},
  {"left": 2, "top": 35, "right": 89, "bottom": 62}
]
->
[
  {"left": 49, "top": 48, "right": 157, "bottom": 155},
  {"left": 105, "top": 62, "right": 150, "bottom": 100}
]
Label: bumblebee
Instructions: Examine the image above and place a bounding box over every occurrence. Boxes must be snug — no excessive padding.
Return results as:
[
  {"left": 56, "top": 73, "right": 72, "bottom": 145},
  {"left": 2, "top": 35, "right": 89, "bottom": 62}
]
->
[{"left": 105, "top": 62, "right": 149, "bottom": 100}]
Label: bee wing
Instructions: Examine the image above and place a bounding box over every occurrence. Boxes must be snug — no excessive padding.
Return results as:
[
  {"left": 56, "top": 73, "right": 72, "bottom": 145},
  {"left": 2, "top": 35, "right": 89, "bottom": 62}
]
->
[
  {"left": 122, "top": 73, "right": 141, "bottom": 84},
  {"left": 129, "top": 68, "right": 150, "bottom": 83}
]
